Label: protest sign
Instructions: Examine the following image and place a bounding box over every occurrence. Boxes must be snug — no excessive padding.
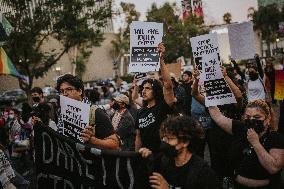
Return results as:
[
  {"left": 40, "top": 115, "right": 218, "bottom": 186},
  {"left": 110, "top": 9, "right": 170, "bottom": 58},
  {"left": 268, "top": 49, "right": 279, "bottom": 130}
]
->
[
  {"left": 60, "top": 95, "right": 90, "bottom": 142},
  {"left": 190, "top": 33, "right": 236, "bottom": 107},
  {"left": 129, "top": 21, "right": 163, "bottom": 73},
  {"left": 166, "top": 62, "right": 182, "bottom": 79},
  {"left": 134, "top": 72, "right": 147, "bottom": 86},
  {"left": 275, "top": 70, "right": 284, "bottom": 100},
  {"left": 228, "top": 22, "right": 256, "bottom": 60},
  {"left": 34, "top": 124, "right": 150, "bottom": 189}
]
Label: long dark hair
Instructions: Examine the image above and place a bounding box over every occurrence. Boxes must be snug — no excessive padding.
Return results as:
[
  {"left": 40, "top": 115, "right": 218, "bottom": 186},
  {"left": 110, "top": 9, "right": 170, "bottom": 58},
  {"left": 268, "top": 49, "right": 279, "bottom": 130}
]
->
[{"left": 141, "top": 79, "right": 164, "bottom": 107}]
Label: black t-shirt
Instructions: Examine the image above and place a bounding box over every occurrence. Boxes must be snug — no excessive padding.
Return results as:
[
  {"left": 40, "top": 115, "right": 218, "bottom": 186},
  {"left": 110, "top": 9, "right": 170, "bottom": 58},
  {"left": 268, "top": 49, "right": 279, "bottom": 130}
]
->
[
  {"left": 232, "top": 120, "right": 284, "bottom": 180},
  {"left": 136, "top": 101, "right": 173, "bottom": 153},
  {"left": 160, "top": 154, "right": 219, "bottom": 189},
  {"left": 94, "top": 108, "right": 114, "bottom": 139}
]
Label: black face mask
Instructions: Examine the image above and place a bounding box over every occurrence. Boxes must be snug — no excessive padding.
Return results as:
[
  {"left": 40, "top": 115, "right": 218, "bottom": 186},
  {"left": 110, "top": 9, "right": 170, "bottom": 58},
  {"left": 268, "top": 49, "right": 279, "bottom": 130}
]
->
[
  {"left": 32, "top": 96, "right": 41, "bottom": 103},
  {"left": 244, "top": 119, "right": 265, "bottom": 134},
  {"left": 112, "top": 102, "right": 120, "bottom": 110},
  {"left": 249, "top": 72, "right": 259, "bottom": 81},
  {"left": 159, "top": 141, "right": 178, "bottom": 158}
]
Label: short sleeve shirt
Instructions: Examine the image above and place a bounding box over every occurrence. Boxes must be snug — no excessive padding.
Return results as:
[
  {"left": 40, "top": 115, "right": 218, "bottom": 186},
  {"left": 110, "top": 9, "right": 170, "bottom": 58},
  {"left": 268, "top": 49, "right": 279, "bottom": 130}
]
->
[
  {"left": 135, "top": 100, "right": 173, "bottom": 152},
  {"left": 232, "top": 120, "right": 284, "bottom": 180}
]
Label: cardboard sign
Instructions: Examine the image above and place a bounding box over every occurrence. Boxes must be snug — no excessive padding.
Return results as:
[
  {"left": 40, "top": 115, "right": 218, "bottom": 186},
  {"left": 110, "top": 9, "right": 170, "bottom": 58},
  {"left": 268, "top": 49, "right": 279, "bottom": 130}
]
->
[
  {"left": 228, "top": 22, "right": 256, "bottom": 60},
  {"left": 34, "top": 125, "right": 150, "bottom": 189},
  {"left": 60, "top": 95, "right": 90, "bottom": 142},
  {"left": 129, "top": 21, "right": 163, "bottom": 73},
  {"left": 190, "top": 33, "right": 237, "bottom": 107}
]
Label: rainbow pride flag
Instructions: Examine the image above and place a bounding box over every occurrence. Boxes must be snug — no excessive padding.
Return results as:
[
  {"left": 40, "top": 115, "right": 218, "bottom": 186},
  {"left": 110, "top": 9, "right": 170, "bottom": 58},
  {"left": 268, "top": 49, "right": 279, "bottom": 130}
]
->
[{"left": 0, "top": 47, "right": 26, "bottom": 80}]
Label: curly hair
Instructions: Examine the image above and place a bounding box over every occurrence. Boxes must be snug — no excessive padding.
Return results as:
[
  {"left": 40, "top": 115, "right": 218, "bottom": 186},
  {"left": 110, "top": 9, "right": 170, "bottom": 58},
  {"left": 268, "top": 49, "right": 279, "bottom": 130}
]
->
[
  {"left": 56, "top": 74, "right": 84, "bottom": 97},
  {"left": 160, "top": 115, "right": 204, "bottom": 153},
  {"left": 141, "top": 79, "right": 164, "bottom": 107},
  {"left": 246, "top": 99, "right": 277, "bottom": 131}
]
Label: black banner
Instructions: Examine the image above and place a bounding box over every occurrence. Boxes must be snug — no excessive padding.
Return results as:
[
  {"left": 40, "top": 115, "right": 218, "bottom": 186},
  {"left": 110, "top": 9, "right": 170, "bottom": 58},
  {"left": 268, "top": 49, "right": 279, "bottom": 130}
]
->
[
  {"left": 34, "top": 125, "right": 151, "bottom": 189},
  {"left": 131, "top": 47, "right": 159, "bottom": 62},
  {"left": 204, "top": 78, "right": 232, "bottom": 97}
]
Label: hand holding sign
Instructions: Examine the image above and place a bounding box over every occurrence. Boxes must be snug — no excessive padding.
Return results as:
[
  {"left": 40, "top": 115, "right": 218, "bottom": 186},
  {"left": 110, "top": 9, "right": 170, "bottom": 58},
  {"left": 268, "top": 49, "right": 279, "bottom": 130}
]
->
[{"left": 81, "top": 125, "right": 94, "bottom": 143}]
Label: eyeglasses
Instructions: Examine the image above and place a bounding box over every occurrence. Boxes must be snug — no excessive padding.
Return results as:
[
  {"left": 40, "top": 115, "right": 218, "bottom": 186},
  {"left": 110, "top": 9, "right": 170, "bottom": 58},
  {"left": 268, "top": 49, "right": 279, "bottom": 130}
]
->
[{"left": 59, "top": 87, "right": 76, "bottom": 95}]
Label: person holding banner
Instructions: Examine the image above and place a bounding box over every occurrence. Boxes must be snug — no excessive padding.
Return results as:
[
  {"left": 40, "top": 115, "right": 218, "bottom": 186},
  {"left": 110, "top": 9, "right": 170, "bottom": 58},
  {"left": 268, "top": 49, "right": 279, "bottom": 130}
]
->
[
  {"left": 139, "top": 116, "right": 219, "bottom": 189},
  {"left": 208, "top": 99, "right": 284, "bottom": 189},
  {"left": 133, "top": 43, "right": 176, "bottom": 153},
  {"left": 56, "top": 74, "right": 120, "bottom": 150}
]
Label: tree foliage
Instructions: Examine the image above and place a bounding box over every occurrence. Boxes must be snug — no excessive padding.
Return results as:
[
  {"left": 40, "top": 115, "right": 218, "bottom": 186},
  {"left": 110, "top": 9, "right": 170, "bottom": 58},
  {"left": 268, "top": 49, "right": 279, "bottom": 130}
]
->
[
  {"left": 3, "top": 0, "right": 111, "bottom": 93},
  {"left": 249, "top": 3, "right": 282, "bottom": 57},
  {"left": 146, "top": 3, "right": 207, "bottom": 63}
]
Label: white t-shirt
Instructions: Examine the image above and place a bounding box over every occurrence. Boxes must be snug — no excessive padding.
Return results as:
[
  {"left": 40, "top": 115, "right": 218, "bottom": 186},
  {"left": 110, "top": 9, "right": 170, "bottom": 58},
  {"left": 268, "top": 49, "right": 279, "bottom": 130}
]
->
[{"left": 247, "top": 78, "right": 266, "bottom": 102}]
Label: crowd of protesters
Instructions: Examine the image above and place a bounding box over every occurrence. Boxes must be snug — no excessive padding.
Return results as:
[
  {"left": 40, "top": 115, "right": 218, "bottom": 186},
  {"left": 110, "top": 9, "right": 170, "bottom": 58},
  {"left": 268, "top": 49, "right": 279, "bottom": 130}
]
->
[{"left": 0, "top": 42, "right": 284, "bottom": 189}]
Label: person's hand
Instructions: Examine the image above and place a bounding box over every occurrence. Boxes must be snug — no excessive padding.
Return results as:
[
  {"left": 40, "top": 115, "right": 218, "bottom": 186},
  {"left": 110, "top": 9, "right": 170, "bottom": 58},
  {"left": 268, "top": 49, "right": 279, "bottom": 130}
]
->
[
  {"left": 193, "top": 68, "right": 200, "bottom": 80},
  {"left": 81, "top": 125, "right": 93, "bottom": 143},
  {"left": 32, "top": 116, "right": 42, "bottom": 125},
  {"left": 149, "top": 172, "right": 169, "bottom": 189},
  {"left": 158, "top": 42, "right": 165, "bottom": 58},
  {"left": 247, "top": 128, "right": 260, "bottom": 146},
  {"left": 139, "top": 147, "right": 152, "bottom": 158},
  {"left": 221, "top": 66, "right": 227, "bottom": 77}
]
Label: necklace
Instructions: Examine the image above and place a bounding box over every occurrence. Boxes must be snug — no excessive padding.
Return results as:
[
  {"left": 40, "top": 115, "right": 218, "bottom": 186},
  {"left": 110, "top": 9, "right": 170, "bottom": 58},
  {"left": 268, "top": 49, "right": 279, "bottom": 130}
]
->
[{"left": 175, "top": 152, "right": 192, "bottom": 167}]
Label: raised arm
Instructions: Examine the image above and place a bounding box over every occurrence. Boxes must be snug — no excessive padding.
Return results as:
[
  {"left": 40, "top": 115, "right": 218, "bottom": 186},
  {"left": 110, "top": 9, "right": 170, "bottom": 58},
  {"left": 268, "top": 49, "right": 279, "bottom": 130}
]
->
[
  {"left": 231, "top": 59, "right": 246, "bottom": 81},
  {"left": 191, "top": 68, "right": 205, "bottom": 105},
  {"left": 221, "top": 66, "right": 243, "bottom": 100},
  {"left": 131, "top": 79, "right": 143, "bottom": 107},
  {"left": 208, "top": 106, "right": 233, "bottom": 134},
  {"left": 159, "top": 43, "right": 176, "bottom": 106}
]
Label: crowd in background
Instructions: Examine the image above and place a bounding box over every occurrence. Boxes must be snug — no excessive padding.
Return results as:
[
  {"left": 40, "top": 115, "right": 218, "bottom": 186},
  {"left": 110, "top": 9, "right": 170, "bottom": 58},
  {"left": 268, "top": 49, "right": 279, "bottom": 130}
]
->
[{"left": 0, "top": 44, "right": 284, "bottom": 189}]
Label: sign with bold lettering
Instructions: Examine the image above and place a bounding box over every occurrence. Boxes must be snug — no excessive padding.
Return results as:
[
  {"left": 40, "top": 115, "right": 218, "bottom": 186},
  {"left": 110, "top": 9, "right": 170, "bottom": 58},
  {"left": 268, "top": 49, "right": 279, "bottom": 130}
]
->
[
  {"left": 34, "top": 124, "right": 150, "bottom": 189},
  {"left": 190, "top": 33, "right": 236, "bottom": 107},
  {"left": 228, "top": 22, "right": 256, "bottom": 60},
  {"left": 129, "top": 21, "right": 163, "bottom": 73},
  {"left": 60, "top": 95, "right": 90, "bottom": 142}
]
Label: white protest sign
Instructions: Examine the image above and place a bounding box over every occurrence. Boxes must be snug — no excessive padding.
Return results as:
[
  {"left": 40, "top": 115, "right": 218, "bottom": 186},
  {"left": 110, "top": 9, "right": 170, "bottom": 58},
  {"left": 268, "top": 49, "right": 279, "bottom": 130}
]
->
[
  {"left": 129, "top": 21, "right": 163, "bottom": 73},
  {"left": 228, "top": 21, "right": 256, "bottom": 60},
  {"left": 60, "top": 95, "right": 90, "bottom": 142},
  {"left": 190, "top": 33, "right": 236, "bottom": 107}
]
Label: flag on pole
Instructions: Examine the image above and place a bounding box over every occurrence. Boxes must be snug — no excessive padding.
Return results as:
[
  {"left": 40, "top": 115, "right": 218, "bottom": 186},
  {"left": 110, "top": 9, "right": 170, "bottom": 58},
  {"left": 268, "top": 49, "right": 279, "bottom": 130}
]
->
[
  {"left": 0, "top": 47, "right": 27, "bottom": 81},
  {"left": 0, "top": 14, "right": 13, "bottom": 44}
]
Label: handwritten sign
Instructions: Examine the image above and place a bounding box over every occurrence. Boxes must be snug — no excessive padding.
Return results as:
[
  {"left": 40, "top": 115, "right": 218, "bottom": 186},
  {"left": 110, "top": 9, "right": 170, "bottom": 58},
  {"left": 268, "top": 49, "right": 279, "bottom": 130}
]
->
[
  {"left": 60, "top": 95, "right": 90, "bottom": 142},
  {"left": 129, "top": 21, "right": 163, "bottom": 73},
  {"left": 190, "top": 33, "right": 236, "bottom": 107},
  {"left": 228, "top": 22, "right": 256, "bottom": 60}
]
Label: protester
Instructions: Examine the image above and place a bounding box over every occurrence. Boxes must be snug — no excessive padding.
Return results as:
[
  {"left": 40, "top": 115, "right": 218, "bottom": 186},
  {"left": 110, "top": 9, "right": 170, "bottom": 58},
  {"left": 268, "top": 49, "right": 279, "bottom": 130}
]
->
[
  {"left": 170, "top": 73, "right": 187, "bottom": 115},
  {"left": 31, "top": 87, "right": 56, "bottom": 122},
  {"left": 132, "top": 43, "right": 176, "bottom": 153},
  {"left": 264, "top": 59, "right": 276, "bottom": 104},
  {"left": 246, "top": 55, "right": 267, "bottom": 102},
  {"left": 111, "top": 94, "right": 135, "bottom": 151},
  {"left": 181, "top": 70, "right": 193, "bottom": 116},
  {"left": 192, "top": 66, "right": 246, "bottom": 185},
  {"left": 139, "top": 116, "right": 220, "bottom": 189},
  {"left": 209, "top": 99, "right": 284, "bottom": 189},
  {"left": 56, "top": 74, "right": 120, "bottom": 150}
]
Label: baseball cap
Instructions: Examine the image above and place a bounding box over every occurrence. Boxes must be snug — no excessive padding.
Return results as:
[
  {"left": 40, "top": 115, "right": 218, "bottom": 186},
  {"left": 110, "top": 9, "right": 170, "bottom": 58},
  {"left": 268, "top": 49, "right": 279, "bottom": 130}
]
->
[{"left": 114, "top": 94, "right": 129, "bottom": 105}]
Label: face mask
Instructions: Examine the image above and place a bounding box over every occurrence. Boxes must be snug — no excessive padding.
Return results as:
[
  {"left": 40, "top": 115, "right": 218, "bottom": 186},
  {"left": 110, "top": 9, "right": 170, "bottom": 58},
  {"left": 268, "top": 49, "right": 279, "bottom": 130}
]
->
[
  {"left": 244, "top": 119, "right": 265, "bottom": 134},
  {"left": 112, "top": 102, "right": 120, "bottom": 110},
  {"left": 249, "top": 72, "right": 258, "bottom": 81},
  {"left": 159, "top": 141, "right": 178, "bottom": 158},
  {"left": 32, "top": 96, "right": 41, "bottom": 103},
  {"left": 8, "top": 114, "right": 14, "bottom": 120}
]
